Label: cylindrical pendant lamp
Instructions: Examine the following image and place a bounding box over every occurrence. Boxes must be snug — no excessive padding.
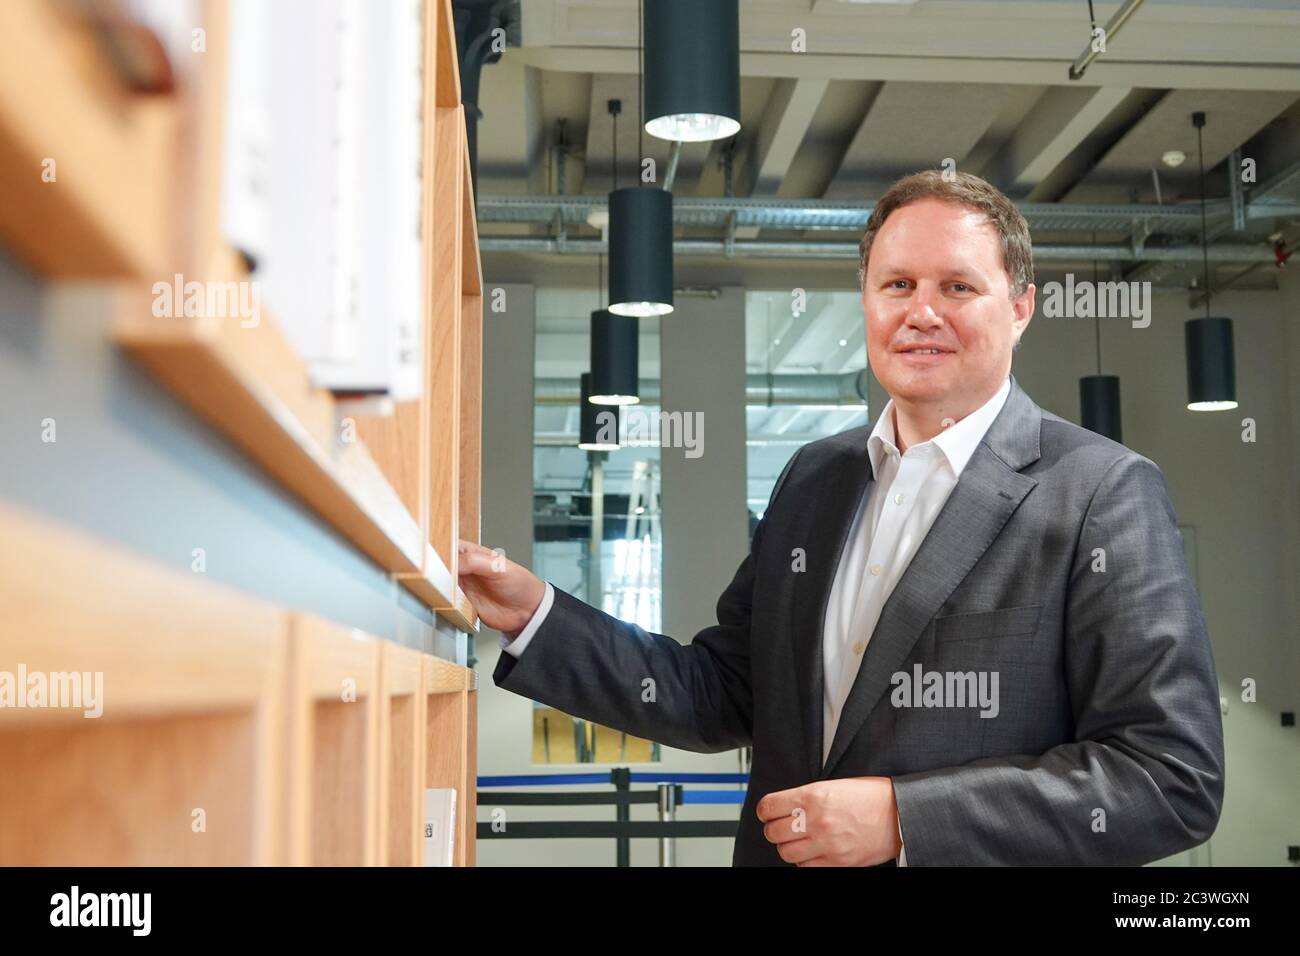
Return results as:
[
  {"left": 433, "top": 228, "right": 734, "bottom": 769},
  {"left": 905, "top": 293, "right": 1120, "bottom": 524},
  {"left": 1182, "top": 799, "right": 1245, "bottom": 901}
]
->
[
  {"left": 1080, "top": 375, "right": 1123, "bottom": 443},
  {"left": 590, "top": 309, "right": 640, "bottom": 405},
  {"left": 608, "top": 187, "right": 673, "bottom": 317},
  {"left": 1185, "top": 317, "right": 1238, "bottom": 411},
  {"left": 1184, "top": 112, "right": 1238, "bottom": 413},
  {"left": 643, "top": 0, "right": 741, "bottom": 143},
  {"left": 578, "top": 372, "right": 621, "bottom": 451}
]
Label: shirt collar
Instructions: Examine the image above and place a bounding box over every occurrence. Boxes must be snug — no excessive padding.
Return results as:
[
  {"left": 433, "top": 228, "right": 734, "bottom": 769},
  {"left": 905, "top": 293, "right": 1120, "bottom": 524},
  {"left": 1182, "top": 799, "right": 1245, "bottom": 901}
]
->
[{"left": 867, "top": 376, "right": 1012, "bottom": 478}]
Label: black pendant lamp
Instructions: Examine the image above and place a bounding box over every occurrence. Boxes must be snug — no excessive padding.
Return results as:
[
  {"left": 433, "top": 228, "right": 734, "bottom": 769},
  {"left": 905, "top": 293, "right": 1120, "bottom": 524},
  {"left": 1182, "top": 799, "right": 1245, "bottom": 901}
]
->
[
  {"left": 1185, "top": 111, "right": 1238, "bottom": 411},
  {"left": 578, "top": 371, "right": 621, "bottom": 451},
  {"left": 590, "top": 310, "right": 640, "bottom": 405},
  {"left": 1079, "top": 240, "right": 1123, "bottom": 443},
  {"left": 590, "top": 251, "right": 640, "bottom": 405},
  {"left": 643, "top": 0, "right": 741, "bottom": 143},
  {"left": 607, "top": 25, "right": 673, "bottom": 317},
  {"left": 1081, "top": 376, "right": 1123, "bottom": 443},
  {"left": 608, "top": 189, "right": 673, "bottom": 316}
]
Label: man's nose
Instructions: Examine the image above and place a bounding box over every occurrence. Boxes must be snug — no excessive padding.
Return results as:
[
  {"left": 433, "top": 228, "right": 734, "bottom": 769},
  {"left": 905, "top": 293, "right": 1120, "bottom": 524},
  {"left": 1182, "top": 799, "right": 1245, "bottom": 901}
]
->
[{"left": 905, "top": 284, "right": 943, "bottom": 329}]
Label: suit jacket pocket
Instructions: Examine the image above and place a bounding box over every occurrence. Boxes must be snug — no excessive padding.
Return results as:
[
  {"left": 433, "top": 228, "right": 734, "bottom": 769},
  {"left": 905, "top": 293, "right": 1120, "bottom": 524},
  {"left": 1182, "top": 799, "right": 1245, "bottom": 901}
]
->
[{"left": 933, "top": 604, "right": 1042, "bottom": 643}]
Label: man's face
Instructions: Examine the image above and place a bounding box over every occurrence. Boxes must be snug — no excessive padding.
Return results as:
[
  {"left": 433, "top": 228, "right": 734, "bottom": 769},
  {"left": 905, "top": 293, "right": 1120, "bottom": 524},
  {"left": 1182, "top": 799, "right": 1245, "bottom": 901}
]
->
[{"left": 862, "top": 198, "right": 1034, "bottom": 414}]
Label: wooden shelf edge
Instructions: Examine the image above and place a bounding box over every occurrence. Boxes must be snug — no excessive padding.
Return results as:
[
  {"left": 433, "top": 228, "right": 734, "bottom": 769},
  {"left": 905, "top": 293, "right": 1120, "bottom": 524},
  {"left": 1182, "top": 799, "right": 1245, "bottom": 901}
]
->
[
  {"left": 0, "top": 1, "right": 176, "bottom": 278},
  {"left": 461, "top": 133, "right": 483, "bottom": 297},
  {"left": 433, "top": 0, "right": 462, "bottom": 109},
  {"left": 423, "top": 655, "right": 472, "bottom": 695},
  {"left": 0, "top": 500, "right": 286, "bottom": 723},
  {"left": 444, "top": 589, "right": 479, "bottom": 632},
  {"left": 394, "top": 546, "right": 479, "bottom": 633},
  {"left": 115, "top": 305, "right": 426, "bottom": 579}
]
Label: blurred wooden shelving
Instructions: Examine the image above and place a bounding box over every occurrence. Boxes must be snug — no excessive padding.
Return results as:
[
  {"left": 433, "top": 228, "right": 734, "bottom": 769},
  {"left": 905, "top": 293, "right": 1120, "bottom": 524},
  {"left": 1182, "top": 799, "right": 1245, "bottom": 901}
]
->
[
  {"left": 0, "top": 0, "right": 483, "bottom": 865},
  {"left": 0, "top": 504, "right": 477, "bottom": 866}
]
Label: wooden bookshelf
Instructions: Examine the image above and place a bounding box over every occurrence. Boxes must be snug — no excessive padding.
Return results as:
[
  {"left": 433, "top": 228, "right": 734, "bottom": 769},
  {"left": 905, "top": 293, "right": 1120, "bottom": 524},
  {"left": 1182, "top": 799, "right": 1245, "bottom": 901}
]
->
[
  {"left": 0, "top": 502, "right": 286, "bottom": 865},
  {"left": 0, "top": 504, "right": 477, "bottom": 866},
  {"left": 0, "top": 0, "right": 482, "bottom": 865},
  {"left": 105, "top": 0, "right": 482, "bottom": 632}
]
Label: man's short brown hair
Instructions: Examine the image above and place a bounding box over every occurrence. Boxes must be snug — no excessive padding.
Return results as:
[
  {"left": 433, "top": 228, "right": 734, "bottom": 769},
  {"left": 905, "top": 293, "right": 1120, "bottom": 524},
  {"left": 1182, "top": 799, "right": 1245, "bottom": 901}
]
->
[{"left": 857, "top": 170, "right": 1034, "bottom": 298}]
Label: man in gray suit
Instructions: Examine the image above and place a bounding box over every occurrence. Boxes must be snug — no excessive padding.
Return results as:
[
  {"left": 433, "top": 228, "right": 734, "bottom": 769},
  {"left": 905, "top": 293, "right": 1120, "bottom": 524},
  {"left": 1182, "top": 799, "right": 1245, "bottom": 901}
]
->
[{"left": 460, "top": 170, "right": 1224, "bottom": 866}]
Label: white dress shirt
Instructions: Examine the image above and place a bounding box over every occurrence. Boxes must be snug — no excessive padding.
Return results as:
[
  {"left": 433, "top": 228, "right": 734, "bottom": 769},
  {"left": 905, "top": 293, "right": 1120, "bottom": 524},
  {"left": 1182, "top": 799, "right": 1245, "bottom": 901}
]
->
[{"left": 502, "top": 376, "right": 1013, "bottom": 865}]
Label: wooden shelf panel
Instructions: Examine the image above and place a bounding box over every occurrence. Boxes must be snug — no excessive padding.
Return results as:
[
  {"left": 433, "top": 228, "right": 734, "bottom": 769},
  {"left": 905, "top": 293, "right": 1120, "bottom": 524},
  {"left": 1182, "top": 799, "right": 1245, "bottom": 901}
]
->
[
  {"left": 459, "top": 293, "right": 483, "bottom": 549},
  {"left": 0, "top": 501, "right": 285, "bottom": 722},
  {"left": 424, "top": 655, "right": 475, "bottom": 866},
  {"left": 430, "top": 105, "right": 466, "bottom": 580},
  {"left": 464, "top": 686, "right": 478, "bottom": 867},
  {"left": 0, "top": 504, "right": 476, "bottom": 865},
  {"left": 0, "top": 712, "right": 272, "bottom": 865},
  {"left": 117, "top": 303, "right": 424, "bottom": 572},
  {"left": 286, "top": 614, "right": 382, "bottom": 866},
  {"left": 114, "top": 275, "right": 484, "bottom": 626},
  {"left": 461, "top": 132, "right": 483, "bottom": 296},
  {"left": 0, "top": 503, "right": 287, "bottom": 865},
  {"left": 381, "top": 642, "right": 426, "bottom": 866},
  {"left": 0, "top": 0, "right": 176, "bottom": 277},
  {"left": 433, "top": 0, "right": 462, "bottom": 109},
  {"left": 354, "top": 400, "right": 427, "bottom": 547}
]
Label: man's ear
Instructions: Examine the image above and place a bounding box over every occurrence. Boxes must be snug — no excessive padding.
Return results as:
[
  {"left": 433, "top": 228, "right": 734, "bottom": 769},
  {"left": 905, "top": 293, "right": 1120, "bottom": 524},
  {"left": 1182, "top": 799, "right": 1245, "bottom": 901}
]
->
[{"left": 1012, "top": 282, "right": 1035, "bottom": 346}]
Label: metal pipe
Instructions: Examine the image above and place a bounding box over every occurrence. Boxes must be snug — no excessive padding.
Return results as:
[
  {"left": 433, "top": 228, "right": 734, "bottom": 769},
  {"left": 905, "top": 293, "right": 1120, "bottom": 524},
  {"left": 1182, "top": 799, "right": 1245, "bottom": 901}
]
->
[
  {"left": 658, "top": 784, "right": 677, "bottom": 867},
  {"left": 663, "top": 140, "right": 682, "bottom": 191},
  {"left": 481, "top": 235, "right": 1276, "bottom": 263},
  {"left": 1069, "top": 0, "right": 1145, "bottom": 81},
  {"left": 535, "top": 371, "right": 871, "bottom": 406},
  {"left": 477, "top": 193, "right": 1300, "bottom": 230}
]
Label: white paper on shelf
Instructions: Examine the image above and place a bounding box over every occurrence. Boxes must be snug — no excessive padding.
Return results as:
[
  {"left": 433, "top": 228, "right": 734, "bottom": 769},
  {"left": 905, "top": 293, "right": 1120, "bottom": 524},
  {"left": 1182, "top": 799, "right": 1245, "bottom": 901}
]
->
[
  {"left": 217, "top": 0, "right": 270, "bottom": 271},
  {"left": 423, "top": 788, "right": 457, "bottom": 867},
  {"left": 217, "top": 0, "right": 426, "bottom": 399}
]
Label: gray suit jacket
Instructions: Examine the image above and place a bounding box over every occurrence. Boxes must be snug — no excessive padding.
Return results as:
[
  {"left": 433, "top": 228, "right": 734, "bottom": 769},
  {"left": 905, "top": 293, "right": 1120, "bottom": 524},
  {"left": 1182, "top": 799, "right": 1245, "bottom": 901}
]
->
[{"left": 494, "top": 375, "right": 1225, "bottom": 865}]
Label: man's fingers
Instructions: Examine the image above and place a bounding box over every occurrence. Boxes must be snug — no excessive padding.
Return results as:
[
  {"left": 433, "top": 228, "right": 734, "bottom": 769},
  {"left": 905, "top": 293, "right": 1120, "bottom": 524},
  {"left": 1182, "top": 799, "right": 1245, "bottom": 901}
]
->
[
  {"left": 457, "top": 544, "right": 506, "bottom": 576},
  {"left": 777, "top": 838, "right": 819, "bottom": 866},
  {"left": 458, "top": 539, "right": 497, "bottom": 560},
  {"left": 755, "top": 785, "right": 805, "bottom": 822},
  {"left": 761, "top": 815, "right": 805, "bottom": 845}
]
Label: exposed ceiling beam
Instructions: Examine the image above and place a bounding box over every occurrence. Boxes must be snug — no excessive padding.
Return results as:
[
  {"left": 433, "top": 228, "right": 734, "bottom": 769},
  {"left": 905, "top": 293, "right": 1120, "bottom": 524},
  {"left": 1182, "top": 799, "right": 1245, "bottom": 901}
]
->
[
  {"left": 735, "top": 77, "right": 830, "bottom": 238},
  {"left": 739, "top": 78, "right": 831, "bottom": 200},
  {"left": 473, "top": 51, "right": 550, "bottom": 193},
  {"left": 823, "top": 82, "right": 1013, "bottom": 199},
  {"left": 1064, "top": 89, "right": 1299, "bottom": 205},
  {"left": 986, "top": 86, "right": 1133, "bottom": 198}
]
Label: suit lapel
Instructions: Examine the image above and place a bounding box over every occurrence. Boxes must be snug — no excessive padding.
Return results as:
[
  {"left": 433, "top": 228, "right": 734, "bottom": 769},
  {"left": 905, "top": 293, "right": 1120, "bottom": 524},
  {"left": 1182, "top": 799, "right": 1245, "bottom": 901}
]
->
[
  {"left": 820, "top": 377, "right": 1043, "bottom": 776},
  {"left": 790, "top": 437, "right": 874, "bottom": 784}
]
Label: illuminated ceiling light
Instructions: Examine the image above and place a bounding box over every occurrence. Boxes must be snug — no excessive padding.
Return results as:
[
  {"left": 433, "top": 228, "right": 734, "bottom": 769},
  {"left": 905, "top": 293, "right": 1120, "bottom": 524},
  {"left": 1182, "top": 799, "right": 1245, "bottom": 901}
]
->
[
  {"left": 643, "top": 0, "right": 741, "bottom": 144},
  {"left": 1185, "top": 111, "right": 1238, "bottom": 412},
  {"left": 578, "top": 372, "right": 622, "bottom": 451}
]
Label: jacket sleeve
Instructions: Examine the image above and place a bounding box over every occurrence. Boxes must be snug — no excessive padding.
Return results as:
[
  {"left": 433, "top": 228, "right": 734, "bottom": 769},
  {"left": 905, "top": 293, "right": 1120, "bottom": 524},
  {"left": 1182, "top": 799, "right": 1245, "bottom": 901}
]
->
[
  {"left": 891, "top": 453, "right": 1225, "bottom": 865},
  {"left": 492, "top": 448, "right": 803, "bottom": 754}
]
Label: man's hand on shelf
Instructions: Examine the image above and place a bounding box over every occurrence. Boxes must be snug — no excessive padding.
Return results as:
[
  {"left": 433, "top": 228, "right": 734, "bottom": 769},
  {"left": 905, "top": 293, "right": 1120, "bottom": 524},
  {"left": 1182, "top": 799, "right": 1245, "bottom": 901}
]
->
[{"left": 456, "top": 540, "right": 547, "bottom": 636}]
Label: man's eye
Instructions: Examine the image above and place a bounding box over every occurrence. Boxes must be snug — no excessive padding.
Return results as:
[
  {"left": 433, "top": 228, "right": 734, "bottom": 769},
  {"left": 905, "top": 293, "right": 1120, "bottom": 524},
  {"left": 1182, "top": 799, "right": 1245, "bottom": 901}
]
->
[{"left": 950, "top": 283, "right": 971, "bottom": 293}]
